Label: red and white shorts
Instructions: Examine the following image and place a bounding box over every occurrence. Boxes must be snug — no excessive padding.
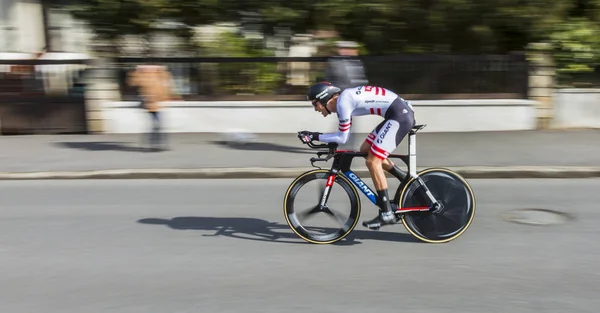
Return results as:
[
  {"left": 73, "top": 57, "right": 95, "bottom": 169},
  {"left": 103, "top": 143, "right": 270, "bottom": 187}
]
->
[{"left": 364, "top": 98, "right": 415, "bottom": 159}]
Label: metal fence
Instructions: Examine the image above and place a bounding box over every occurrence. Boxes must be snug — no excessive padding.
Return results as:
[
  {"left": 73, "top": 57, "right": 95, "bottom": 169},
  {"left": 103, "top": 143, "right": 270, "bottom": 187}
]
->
[
  {"left": 0, "top": 53, "right": 530, "bottom": 100},
  {"left": 114, "top": 53, "right": 530, "bottom": 100},
  {"left": 360, "top": 54, "right": 530, "bottom": 99}
]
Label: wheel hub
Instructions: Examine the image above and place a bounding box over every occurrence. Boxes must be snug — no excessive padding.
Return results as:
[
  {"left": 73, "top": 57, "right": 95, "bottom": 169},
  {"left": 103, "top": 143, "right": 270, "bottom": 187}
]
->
[{"left": 431, "top": 202, "right": 445, "bottom": 214}]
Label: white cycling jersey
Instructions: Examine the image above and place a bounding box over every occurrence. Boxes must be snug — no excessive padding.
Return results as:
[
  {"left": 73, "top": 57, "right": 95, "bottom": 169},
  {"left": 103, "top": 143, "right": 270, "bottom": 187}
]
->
[{"left": 319, "top": 85, "right": 411, "bottom": 144}]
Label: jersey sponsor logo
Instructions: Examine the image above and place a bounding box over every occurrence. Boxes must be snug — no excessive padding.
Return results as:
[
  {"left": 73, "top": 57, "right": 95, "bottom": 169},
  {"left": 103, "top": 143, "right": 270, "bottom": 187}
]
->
[
  {"left": 365, "top": 100, "right": 388, "bottom": 104},
  {"left": 380, "top": 121, "right": 392, "bottom": 139},
  {"left": 376, "top": 122, "right": 392, "bottom": 144}
]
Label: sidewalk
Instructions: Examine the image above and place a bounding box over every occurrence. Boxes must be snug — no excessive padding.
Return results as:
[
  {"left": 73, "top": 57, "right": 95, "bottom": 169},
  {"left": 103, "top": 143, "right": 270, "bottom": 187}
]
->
[{"left": 1, "top": 129, "right": 600, "bottom": 179}]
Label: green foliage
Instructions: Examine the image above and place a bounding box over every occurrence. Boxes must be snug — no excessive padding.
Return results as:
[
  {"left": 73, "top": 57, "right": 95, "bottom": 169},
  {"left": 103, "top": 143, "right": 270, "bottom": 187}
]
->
[
  {"left": 199, "top": 31, "right": 284, "bottom": 95},
  {"left": 547, "top": 17, "right": 600, "bottom": 86},
  {"left": 52, "top": 0, "right": 600, "bottom": 87},
  {"left": 549, "top": 18, "right": 600, "bottom": 72},
  {"left": 61, "top": 0, "right": 156, "bottom": 39},
  {"left": 55, "top": 0, "right": 587, "bottom": 55}
]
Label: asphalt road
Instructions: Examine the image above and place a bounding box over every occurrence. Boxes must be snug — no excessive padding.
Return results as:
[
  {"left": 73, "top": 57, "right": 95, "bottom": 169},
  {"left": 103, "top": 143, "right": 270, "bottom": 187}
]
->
[{"left": 0, "top": 178, "right": 599, "bottom": 313}]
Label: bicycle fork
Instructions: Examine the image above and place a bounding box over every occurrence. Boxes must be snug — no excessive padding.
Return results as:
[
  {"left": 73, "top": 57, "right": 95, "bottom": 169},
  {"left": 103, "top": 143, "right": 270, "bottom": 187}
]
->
[{"left": 319, "top": 169, "right": 338, "bottom": 208}]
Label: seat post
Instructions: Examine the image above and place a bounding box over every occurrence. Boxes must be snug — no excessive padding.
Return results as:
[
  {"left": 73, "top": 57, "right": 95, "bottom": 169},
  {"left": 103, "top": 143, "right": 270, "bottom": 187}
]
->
[{"left": 408, "top": 131, "right": 417, "bottom": 177}]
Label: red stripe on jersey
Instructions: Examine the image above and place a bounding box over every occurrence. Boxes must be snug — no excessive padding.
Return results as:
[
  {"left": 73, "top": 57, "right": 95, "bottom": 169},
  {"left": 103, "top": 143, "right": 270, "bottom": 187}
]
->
[
  {"left": 377, "top": 108, "right": 382, "bottom": 116},
  {"left": 339, "top": 120, "right": 351, "bottom": 132},
  {"left": 370, "top": 108, "right": 374, "bottom": 115}
]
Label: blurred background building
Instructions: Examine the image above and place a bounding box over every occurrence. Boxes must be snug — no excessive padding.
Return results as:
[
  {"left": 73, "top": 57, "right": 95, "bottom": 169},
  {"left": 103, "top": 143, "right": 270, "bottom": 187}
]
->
[{"left": 0, "top": 0, "right": 598, "bottom": 135}]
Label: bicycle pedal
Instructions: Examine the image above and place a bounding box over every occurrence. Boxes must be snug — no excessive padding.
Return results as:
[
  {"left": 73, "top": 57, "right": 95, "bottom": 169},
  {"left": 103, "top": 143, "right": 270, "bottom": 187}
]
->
[
  {"left": 362, "top": 221, "right": 381, "bottom": 230},
  {"left": 365, "top": 225, "right": 381, "bottom": 231}
]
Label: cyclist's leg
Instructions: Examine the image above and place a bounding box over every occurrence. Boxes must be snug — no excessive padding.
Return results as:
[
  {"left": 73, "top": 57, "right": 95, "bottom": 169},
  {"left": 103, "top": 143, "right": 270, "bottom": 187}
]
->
[
  {"left": 362, "top": 128, "right": 405, "bottom": 181},
  {"left": 361, "top": 119, "right": 400, "bottom": 229},
  {"left": 362, "top": 114, "right": 414, "bottom": 229}
]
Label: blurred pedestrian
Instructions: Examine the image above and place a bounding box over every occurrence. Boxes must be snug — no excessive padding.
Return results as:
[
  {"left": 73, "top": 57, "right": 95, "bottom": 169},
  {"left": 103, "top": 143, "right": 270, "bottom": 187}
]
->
[
  {"left": 325, "top": 41, "right": 368, "bottom": 89},
  {"left": 324, "top": 41, "right": 369, "bottom": 148},
  {"left": 127, "top": 65, "right": 181, "bottom": 152}
]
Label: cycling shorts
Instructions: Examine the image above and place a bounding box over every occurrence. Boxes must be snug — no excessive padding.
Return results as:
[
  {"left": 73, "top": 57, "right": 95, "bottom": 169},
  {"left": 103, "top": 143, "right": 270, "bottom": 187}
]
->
[{"left": 365, "top": 97, "right": 415, "bottom": 160}]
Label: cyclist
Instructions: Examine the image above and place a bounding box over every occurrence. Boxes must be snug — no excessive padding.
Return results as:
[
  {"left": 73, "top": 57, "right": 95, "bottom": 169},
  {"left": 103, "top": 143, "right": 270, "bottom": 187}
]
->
[{"left": 299, "top": 82, "right": 415, "bottom": 230}]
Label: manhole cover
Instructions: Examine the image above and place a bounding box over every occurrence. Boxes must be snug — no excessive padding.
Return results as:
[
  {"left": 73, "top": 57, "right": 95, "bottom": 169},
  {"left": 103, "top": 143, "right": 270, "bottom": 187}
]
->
[{"left": 502, "top": 208, "right": 573, "bottom": 225}]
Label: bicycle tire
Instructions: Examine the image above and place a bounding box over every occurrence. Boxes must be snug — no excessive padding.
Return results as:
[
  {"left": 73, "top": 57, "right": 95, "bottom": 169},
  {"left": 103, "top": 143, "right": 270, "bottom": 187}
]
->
[
  {"left": 283, "top": 169, "right": 361, "bottom": 244},
  {"left": 395, "top": 168, "right": 476, "bottom": 243}
]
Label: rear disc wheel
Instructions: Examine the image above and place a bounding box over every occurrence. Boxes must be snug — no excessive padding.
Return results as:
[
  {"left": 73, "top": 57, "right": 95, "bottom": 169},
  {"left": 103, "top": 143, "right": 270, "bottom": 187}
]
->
[{"left": 398, "top": 168, "right": 476, "bottom": 243}]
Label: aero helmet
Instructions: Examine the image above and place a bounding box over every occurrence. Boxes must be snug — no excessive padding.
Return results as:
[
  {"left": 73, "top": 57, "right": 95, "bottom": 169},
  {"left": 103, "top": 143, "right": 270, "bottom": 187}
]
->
[{"left": 307, "top": 82, "right": 341, "bottom": 107}]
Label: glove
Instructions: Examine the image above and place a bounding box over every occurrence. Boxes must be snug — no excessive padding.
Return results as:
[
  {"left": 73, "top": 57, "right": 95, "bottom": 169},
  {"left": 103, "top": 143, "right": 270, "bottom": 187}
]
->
[{"left": 298, "top": 131, "right": 321, "bottom": 144}]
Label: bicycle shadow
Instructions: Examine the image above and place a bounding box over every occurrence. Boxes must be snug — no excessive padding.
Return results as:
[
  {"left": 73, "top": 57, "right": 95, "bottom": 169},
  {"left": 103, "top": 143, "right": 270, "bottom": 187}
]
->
[{"left": 136, "top": 216, "right": 419, "bottom": 245}]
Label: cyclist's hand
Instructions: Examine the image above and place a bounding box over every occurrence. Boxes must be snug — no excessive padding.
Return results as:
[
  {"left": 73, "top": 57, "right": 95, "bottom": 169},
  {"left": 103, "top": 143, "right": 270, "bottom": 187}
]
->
[{"left": 298, "top": 131, "right": 321, "bottom": 144}]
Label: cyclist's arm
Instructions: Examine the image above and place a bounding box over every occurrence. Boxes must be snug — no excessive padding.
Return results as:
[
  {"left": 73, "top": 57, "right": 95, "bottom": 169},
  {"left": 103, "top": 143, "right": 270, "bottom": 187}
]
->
[
  {"left": 317, "top": 118, "right": 351, "bottom": 144},
  {"left": 317, "top": 94, "right": 352, "bottom": 144}
]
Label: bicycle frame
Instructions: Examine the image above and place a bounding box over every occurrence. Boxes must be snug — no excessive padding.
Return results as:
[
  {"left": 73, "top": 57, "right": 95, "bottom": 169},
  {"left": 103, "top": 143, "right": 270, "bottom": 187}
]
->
[{"left": 308, "top": 126, "right": 441, "bottom": 213}]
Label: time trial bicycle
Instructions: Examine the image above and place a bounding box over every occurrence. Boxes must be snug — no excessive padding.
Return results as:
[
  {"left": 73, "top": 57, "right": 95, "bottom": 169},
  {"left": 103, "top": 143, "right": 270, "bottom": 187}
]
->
[{"left": 283, "top": 124, "right": 476, "bottom": 244}]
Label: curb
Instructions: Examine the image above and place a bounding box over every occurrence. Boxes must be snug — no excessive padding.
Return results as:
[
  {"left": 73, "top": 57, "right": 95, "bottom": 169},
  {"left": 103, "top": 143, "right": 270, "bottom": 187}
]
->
[{"left": 1, "top": 166, "right": 600, "bottom": 180}]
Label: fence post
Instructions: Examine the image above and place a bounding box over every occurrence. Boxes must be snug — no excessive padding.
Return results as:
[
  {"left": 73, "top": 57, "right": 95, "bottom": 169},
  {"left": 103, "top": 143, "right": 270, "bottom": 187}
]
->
[
  {"left": 527, "top": 42, "right": 556, "bottom": 129},
  {"left": 84, "top": 58, "right": 121, "bottom": 133}
]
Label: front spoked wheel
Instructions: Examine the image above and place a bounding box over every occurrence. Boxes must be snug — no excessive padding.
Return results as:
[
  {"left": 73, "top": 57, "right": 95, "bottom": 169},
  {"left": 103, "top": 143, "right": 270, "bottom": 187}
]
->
[
  {"left": 283, "top": 169, "right": 361, "bottom": 244},
  {"left": 397, "top": 168, "right": 476, "bottom": 243}
]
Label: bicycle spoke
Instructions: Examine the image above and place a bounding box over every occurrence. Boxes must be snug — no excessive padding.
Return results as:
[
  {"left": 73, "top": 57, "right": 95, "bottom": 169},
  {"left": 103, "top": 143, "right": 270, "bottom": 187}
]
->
[
  {"left": 321, "top": 207, "right": 347, "bottom": 227},
  {"left": 284, "top": 169, "right": 361, "bottom": 244},
  {"left": 298, "top": 205, "right": 322, "bottom": 221}
]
